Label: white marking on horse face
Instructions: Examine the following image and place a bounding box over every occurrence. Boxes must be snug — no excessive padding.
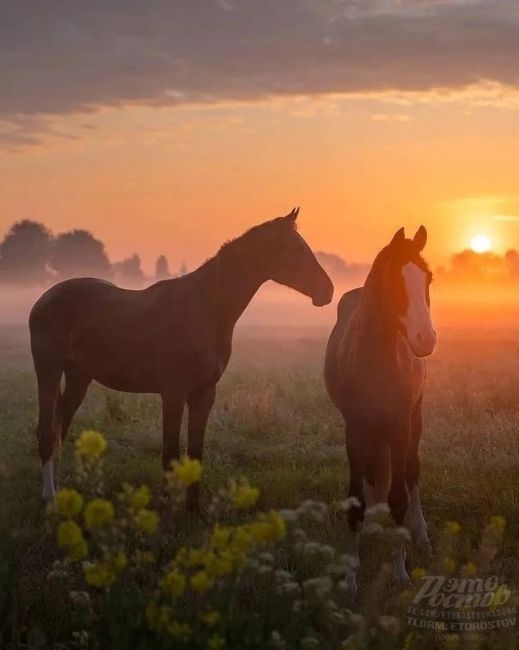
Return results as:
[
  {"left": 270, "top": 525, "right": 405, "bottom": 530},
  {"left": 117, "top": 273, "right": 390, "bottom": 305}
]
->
[
  {"left": 42, "top": 460, "right": 55, "bottom": 501},
  {"left": 400, "top": 262, "right": 436, "bottom": 357}
]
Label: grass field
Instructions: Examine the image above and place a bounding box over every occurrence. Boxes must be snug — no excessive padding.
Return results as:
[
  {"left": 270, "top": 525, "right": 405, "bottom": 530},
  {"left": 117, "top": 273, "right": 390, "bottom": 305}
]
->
[{"left": 0, "top": 323, "right": 518, "bottom": 647}]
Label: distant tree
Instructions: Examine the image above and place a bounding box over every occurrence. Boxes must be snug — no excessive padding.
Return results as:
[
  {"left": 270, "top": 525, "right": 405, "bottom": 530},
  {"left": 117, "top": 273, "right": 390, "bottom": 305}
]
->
[
  {"left": 179, "top": 260, "right": 188, "bottom": 276},
  {"left": 315, "top": 251, "right": 370, "bottom": 283},
  {"left": 113, "top": 254, "right": 145, "bottom": 286},
  {"left": 0, "top": 219, "right": 53, "bottom": 284},
  {"left": 505, "top": 249, "right": 519, "bottom": 278},
  {"left": 450, "top": 249, "right": 505, "bottom": 281},
  {"left": 154, "top": 254, "right": 171, "bottom": 281},
  {"left": 51, "top": 229, "right": 111, "bottom": 279}
]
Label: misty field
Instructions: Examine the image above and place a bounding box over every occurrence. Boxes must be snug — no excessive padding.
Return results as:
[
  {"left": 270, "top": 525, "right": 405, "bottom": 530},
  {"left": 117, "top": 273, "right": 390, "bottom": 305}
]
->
[{"left": 0, "top": 324, "right": 518, "bottom": 648}]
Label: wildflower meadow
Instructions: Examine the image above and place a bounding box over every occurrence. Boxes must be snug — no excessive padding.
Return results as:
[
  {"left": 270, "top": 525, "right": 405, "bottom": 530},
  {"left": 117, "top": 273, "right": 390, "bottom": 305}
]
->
[{"left": 0, "top": 326, "right": 517, "bottom": 648}]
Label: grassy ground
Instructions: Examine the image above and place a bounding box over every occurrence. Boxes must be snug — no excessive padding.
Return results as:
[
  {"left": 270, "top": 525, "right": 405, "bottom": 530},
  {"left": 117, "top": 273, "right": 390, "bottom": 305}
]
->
[{"left": 0, "top": 323, "right": 518, "bottom": 646}]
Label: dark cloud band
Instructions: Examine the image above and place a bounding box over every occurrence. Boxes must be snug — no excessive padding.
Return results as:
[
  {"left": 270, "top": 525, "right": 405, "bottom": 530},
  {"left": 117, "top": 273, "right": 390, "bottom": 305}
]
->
[{"left": 1, "top": 0, "right": 518, "bottom": 119}]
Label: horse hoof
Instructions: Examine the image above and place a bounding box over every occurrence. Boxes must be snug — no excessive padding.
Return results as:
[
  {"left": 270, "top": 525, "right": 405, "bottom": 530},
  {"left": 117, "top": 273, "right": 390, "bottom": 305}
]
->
[
  {"left": 412, "top": 531, "right": 433, "bottom": 556},
  {"left": 392, "top": 569, "right": 412, "bottom": 587}
]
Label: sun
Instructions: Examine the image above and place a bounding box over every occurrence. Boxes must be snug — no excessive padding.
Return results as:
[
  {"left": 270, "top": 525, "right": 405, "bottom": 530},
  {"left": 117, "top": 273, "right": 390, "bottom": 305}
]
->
[{"left": 470, "top": 234, "right": 492, "bottom": 254}]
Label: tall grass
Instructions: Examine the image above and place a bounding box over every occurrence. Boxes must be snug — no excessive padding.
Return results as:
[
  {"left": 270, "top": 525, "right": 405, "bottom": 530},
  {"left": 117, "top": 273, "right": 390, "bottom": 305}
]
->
[{"left": 0, "top": 325, "right": 517, "bottom": 647}]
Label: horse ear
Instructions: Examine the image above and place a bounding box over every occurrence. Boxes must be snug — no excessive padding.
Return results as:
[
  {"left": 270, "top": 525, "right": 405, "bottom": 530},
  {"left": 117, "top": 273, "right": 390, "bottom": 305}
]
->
[
  {"left": 285, "top": 207, "right": 300, "bottom": 225},
  {"left": 413, "top": 225, "right": 427, "bottom": 252},
  {"left": 389, "top": 227, "right": 405, "bottom": 248}
]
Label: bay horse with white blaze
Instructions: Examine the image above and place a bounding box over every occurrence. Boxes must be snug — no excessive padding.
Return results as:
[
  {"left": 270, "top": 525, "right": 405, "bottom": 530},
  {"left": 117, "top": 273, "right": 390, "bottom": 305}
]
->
[
  {"left": 30, "top": 209, "right": 333, "bottom": 508},
  {"left": 324, "top": 226, "right": 436, "bottom": 590}
]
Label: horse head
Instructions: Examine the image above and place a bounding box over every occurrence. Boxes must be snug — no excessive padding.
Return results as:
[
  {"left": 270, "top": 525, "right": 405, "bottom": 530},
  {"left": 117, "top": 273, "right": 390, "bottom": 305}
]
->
[
  {"left": 378, "top": 226, "right": 436, "bottom": 357},
  {"left": 267, "top": 208, "right": 334, "bottom": 306}
]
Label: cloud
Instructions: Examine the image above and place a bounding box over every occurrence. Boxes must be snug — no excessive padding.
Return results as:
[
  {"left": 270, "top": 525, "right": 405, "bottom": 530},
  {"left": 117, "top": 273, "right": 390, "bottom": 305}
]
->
[
  {"left": 493, "top": 215, "right": 519, "bottom": 222},
  {"left": 371, "top": 113, "right": 413, "bottom": 122},
  {"left": 1, "top": 0, "right": 518, "bottom": 135}
]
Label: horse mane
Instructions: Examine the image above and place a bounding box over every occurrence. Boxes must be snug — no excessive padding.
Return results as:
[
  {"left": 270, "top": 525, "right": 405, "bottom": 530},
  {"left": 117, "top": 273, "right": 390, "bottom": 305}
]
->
[
  {"left": 217, "top": 216, "right": 297, "bottom": 256},
  {"left": 366, "top": 242, "right": 432, "bottom": 288}
]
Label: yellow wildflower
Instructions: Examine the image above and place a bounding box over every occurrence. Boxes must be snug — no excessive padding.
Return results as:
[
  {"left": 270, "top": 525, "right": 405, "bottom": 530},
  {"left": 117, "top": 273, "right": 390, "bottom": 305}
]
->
[
  {"left": 248, "top": 511, "right": 286, "bottom": 543},
  {"left": 175, "top": 547, "right": 204, "bottom": 568},
  {"left": 208, "top": 634, "right": 226, "bottom": 649},
  {"left": 229, "top": 478, "right": 260, "bottom": 509},
  {"left": 68, "top": 538, "right": 88, "bottom": 560},
  {"left": 219, "top": 548, "right": 240, "bottom": 570},
  {"left": 112, "top": 550, "right": 128, "bottom": 573},
  {"left": 445, "top": 521, "right": 461, "bottom": 535},
  {"left": 200, "top": 610, "right": 221, "bottom": 626},
  {"left": 133, "top": 508, "right": 159, "bottom": 535},
  {"left": 83, "top": 551, "right": 126, "bottom": 586},
  {"left": 229, "top": 527, "right": 254, "bottom": 554},
  {"left": 84, "top": 562, "right": 117, "bottom": 588},
  {"left": 410, "top": 567, "right": 427, "bottom": 583},
  {"left": 211, "top": 525, "right": 232, "bottom": 550},
  {"left": 489, "top": 515, "right": 506, "bottom": 532},
  {"left": 146, "top": 602, "right": 159, "bottom": 629},
  {"left": 158, "top": 606, "right": 173, "bottom": 627},
  {"left": 265, "top": 510, "right": 286, "bottom": 541},
  {"left": 170, "top": 457, "right": 202, "bottom": 486},
  {"left": 75, "top": 430, "right": 107, "bottom": 460},
  {"left": 443, "top": 557, "right": 456, "bottom": 573},
  {"left": 161, "top": 568, "right": 186, "bottom": 597},
  {"left": 188, "top": 548, "right": 205, "bottom": 565},
  {"left": 462, "top": 562, "right": 477, "bottom": 577},
  {"left": 84, "top": 498, "right": 115, "bottom": 530},
  {"left": 203, "top": 550, "right": 233, "bottom": 578},
  {"left": 403, "top": 632, "right": 421, "bottom": 650},
  {"left": 129, "top": 485, "right": 151, "bottom": 511},
  {"left": 168, "top": 621, "right": 191, "bottom": 641},
  {"left": 55, "top": 488, "right": 84, "bottom": 518},
  {"left": 190, "top": 570, "right": 214, "bottom": 594},
  {"left": 57, "top": 520, "right": 83, "bottom": 549}
]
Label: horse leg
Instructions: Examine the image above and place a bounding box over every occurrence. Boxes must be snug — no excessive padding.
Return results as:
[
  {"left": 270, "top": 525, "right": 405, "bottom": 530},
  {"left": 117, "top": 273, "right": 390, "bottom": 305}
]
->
[
  {"left": 345, "top": 422, "right": 367, "bottom": 593},
  {"left": 54, "top": 362, "right": 91, "bottom": 489},
  {"left": 35, "top": 361, "right": 63, "bottom": 501},
  {"left": 364, "top": 443, "right": 391, "bottom": 523},
  {"left": 406, "top": 396, "right": 431, "bottom": 554},
  {"left": 186, "top": 385, "right": 216, "bottom": 513},
  {"left": 388, "top": 420, "right": 411, "bottom": 585}
]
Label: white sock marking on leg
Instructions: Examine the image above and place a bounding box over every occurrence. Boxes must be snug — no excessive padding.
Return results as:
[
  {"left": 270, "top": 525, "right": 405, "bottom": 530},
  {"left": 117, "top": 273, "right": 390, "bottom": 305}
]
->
[
  {"left": 392, "top": 534, "right": 411, "bottom": 584},
  {"left": 409, "top": 485, "right": 430, "bottom": 546},
  {"left": 42, "top": 460, "right": 55, "bottom": 501}
]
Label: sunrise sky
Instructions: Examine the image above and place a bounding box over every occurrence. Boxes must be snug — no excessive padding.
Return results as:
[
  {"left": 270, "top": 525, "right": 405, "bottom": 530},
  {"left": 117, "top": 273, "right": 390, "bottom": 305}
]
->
[{"left": 2, "top": 0, "right": 519, "bottom": 273}]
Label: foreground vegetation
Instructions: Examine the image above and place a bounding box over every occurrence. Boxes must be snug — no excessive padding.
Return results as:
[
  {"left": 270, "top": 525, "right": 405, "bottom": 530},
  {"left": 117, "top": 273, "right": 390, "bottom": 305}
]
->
[{"left": 0, "top": 324, "right": 518, "bottom": 647}]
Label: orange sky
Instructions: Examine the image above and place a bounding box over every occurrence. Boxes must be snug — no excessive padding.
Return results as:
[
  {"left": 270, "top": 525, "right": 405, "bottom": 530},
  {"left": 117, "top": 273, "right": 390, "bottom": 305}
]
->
[
  {"left": 2, "top": 0, "right": 519, "bottom": 275},
  {"left": 3, "top": 88, "right": 519, "bottom": 273}
]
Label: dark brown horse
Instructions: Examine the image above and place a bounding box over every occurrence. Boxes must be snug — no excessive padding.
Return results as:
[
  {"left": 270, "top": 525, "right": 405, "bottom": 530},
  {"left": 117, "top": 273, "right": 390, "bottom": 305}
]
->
[
  {"left": 324, "top": 227, "right": 436, "bottom": 590},
  {"left": 30, "top": 209, "right": 333, "bottom": 506}
]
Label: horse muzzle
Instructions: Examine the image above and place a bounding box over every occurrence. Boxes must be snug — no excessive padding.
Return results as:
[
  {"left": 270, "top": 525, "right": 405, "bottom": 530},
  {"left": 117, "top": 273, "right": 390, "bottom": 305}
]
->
[{"left": 312, "top": 279, "right": 334, "bottom": 306}]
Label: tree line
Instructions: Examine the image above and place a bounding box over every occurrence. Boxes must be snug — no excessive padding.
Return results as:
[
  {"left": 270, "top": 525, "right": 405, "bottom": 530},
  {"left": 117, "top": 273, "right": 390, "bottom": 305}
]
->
[
  {"left": 436, "top": 248, "right": 519, "bottom": 283},
  {"left": 0, "top": 220, "right": 187, "bottom": 287},
  {"left": 3, "top": 218, "right": 518, "bottom": 289}
]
